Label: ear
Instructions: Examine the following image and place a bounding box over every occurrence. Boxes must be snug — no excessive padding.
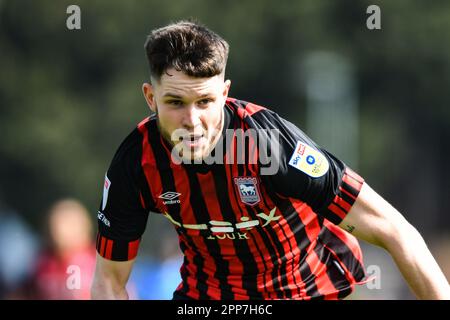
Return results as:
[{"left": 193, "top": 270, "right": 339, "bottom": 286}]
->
[
  {"left": 142, "top": 83, "right": 157, "bottom": 113},
  {"left": 223, "top": 79, "right": 231, "bottom": 99}
]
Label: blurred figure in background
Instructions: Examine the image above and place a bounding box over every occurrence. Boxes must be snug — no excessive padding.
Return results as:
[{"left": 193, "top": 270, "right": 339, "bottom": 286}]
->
[
  {"left": 129, "top": 229, "right": 183, "bottom": 299},
  {"left": 0, "top": 208, "right": 38, "bottom": 299},
  {"left": 30, "top": 199, "right": 96, "bottom": 299}
]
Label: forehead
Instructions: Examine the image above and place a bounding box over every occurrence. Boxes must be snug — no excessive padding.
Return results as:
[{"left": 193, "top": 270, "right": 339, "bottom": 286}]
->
[{"left": 155, "top": 68, "right": 223, "bottom": 97}]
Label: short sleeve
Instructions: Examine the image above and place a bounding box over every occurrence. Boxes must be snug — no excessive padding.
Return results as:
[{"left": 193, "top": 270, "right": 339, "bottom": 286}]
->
[
  {"left": 258, "top": 111, "right": 364, "bottom": 225},
  {"left": 96, "top": 129, "right": 150, "bottom": 261}
]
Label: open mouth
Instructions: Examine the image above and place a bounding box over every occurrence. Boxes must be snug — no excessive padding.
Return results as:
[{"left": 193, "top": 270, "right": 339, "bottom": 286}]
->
[{"left": 180, "top": 133, "right": 206, "bottom": 148}]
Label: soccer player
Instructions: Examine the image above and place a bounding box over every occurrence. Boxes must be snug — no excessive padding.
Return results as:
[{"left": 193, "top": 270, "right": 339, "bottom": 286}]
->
[{"left": 91, "top": 21, "right": 450, "bottom": 300}]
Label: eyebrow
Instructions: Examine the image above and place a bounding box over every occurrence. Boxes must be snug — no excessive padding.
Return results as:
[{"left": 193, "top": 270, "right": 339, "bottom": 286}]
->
[
  {"left": 162, "top": 93, "right": 214, "bottom": 99},
  {"left": 163, "top": 93, "right": 183, "bottom": 99}
]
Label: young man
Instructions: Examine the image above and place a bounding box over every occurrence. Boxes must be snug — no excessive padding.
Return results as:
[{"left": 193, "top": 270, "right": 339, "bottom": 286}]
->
[{"left": 91, "top": 21, "right": 450, "bottom": 300}]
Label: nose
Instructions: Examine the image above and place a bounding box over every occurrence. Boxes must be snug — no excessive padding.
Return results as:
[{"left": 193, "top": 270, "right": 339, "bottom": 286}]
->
[{"left": 182, "top": 104, "right": 202, "bottom": 129}]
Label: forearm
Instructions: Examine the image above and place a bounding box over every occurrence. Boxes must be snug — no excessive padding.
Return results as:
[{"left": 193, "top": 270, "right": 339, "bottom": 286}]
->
[
  {"left": 91, "top": 276, "right": 129, "bottom": 300},
  {"left": 341, "top": 183, "right": 450, "bottom": 299},
  {"left": 91, "top": 253, "right": 135, "bottom": 300},
  {"left": 383, "top": 223, "right": 450, "bottom": 299}
]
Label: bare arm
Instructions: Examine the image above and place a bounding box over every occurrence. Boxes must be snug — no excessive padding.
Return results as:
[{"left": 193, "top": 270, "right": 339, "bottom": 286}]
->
[
  {"left": 91, "top": 253, "right": 136, "bottom": 300},
  {"left": 339, "top": 183, "right": 450, "bottom": 299}
]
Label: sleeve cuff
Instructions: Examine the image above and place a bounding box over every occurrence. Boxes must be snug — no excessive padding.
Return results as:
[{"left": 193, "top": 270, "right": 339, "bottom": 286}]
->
[
  {"left": 96, "top": 233, "right": 140, "bottom": 261},
  {"left": 320, "top": 167, "right": 364, "bottom": 225}
]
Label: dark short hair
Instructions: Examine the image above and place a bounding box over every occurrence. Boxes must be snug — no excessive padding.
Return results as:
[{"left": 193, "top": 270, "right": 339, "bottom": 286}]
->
[{"left": 144, "top": 20, "right": 229, "bottom": 82}]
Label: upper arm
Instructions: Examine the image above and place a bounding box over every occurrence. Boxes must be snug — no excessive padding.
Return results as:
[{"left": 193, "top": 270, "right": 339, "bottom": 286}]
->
[
  {"left": 96, "top": 129, "right": 151, "bottom": 261},
  {"left": 338, "top": 182, "right": 411, "bottom": 248},
  {"left": 92, "top": 130, "right": 152, "bottom": 299}
]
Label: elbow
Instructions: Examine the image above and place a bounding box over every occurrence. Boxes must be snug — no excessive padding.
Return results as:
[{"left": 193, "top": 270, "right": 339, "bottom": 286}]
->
[
  {"left": 376, "top": 215, "right": 422, "bottom": 253},
  {"left": 90, "top": 275, "right": 110, "bottom": 300},
  {"left": 90, "top": 278, "right": 103, "bottom": 300}
]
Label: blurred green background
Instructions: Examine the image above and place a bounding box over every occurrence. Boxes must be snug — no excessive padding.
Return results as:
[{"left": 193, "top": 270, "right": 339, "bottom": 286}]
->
[{"left": 1, "top": 0, "right": 449, "bottom": 299}]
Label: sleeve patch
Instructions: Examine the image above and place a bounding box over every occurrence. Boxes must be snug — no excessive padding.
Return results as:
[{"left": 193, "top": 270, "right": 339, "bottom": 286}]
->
[
  {"left": 102, "top": 174, "right": 111, "bottom": 211},
  {"left": 288, "top": 141, "right": 329, "bottom": 178}
]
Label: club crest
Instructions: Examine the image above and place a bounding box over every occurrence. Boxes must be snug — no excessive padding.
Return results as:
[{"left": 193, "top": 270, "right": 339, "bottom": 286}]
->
[{"left": 234, "top": 177, "right": 261, "bottom": 206}]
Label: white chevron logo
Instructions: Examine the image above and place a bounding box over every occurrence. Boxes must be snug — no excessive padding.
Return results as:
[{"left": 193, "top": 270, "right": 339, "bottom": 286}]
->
[{"left": 159, "top": 191, "right": 181, "bottom": 204}]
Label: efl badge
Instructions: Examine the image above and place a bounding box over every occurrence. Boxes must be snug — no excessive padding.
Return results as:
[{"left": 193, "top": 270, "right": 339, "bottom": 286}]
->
[
  {"left": 234, "top": 177, "right": 261, "bottom": 206},
  {"left": 288, "top": 141, "right": 330, "bottom": 178},
  {"left": 102, "top": 174, "right": 111, "bottom": 211}
]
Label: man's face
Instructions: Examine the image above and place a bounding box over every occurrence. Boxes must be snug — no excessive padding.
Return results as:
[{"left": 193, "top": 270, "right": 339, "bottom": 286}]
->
[{"left": 143, "top": 68, "right": 231, "bottom": 162}]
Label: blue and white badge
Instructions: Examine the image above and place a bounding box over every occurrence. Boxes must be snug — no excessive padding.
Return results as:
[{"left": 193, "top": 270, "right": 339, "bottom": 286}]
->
[
  {"left": 288, "top": 141, "right": 329, "bottom": 178},
  {"left": 234, "top": 177, "right": 261, "bottom": 206}
]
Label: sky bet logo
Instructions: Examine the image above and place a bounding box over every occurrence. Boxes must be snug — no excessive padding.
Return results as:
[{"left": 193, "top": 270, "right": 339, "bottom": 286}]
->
[
  {"left": 291, "top": 142, "right": 306, "bottom": 165},
  {"left": 292, "top": 155, "right": 301, "bottom": 165}
]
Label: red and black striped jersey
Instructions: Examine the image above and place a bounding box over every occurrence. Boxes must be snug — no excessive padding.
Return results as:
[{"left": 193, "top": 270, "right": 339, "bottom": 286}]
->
[{"left": 96, "top": 97, "right": 367, "bottom": 300}]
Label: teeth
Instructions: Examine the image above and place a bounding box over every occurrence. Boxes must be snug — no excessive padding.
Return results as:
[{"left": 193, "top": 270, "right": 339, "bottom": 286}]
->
[
  {"left": 180, "top": 133, "right": 204, "bottom": 142},
  {"left": 188, "top": 135, "right": 203, "bottom": 140}
]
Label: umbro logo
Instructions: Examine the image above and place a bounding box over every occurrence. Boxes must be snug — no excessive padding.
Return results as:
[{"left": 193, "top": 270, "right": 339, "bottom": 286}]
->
[
  {"left": 159, "top": 192, "right": 181, "bottom": 200},
  {"left": 158, "top": 191, "right": 181, "bottom": 205}
]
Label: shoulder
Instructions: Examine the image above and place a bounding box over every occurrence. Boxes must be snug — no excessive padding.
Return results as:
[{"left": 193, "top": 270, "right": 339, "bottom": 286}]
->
[
  {"left": 226, "top": 97, "right": 307, "bottom": 146},
  {"left": 109, "top": 115, "right": 157, "bottom": 170},
  {"left": 110, "top": 129, "right": 142, "bottom": 168},
  {"left": 225, "top": 97, "right": 286, "bottom": 128},
  {"left": 226, "top": 97, "right": 267, "bottom": 116}
]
